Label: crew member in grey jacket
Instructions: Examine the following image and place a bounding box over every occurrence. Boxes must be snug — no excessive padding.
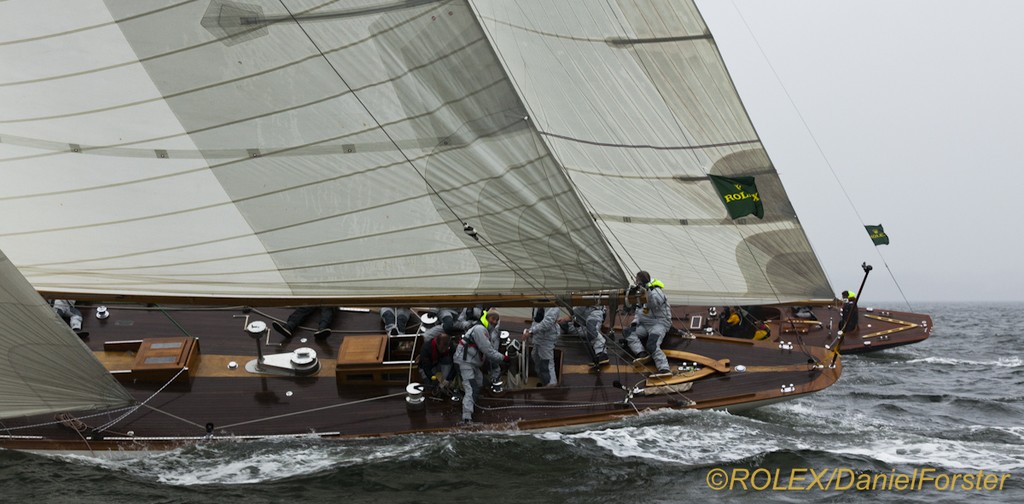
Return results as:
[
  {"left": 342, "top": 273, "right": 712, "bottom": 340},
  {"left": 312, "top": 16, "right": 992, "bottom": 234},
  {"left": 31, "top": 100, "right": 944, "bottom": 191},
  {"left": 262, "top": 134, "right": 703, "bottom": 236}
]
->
[
  {"left": 569, "top": 305, "right": 609, "bottom": 366},
  {"left": 423, "top": 307, "right": 475, "bottom": 344},
  {"left": 51, "top": 299, "right": 84, "bottom": 334},
  {"left": 625, "top": 271, "right": 672, "bottom": 376},
  {"left": 454, "top": 309, "right": 506, "bottom": 424},
  {"left": 484, "top": 311, "right": 504, "bottom": 386},
  {"left": 525, "top": 307, "right": 561, "bottom": 386}
]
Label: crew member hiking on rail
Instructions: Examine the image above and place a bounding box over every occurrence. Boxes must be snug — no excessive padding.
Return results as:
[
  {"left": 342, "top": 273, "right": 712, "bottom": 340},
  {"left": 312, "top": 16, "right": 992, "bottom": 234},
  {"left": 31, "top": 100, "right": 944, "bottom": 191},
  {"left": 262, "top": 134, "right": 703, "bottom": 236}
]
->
[{"left": 626, "top": 270, "right": 672, "bottom": 377}]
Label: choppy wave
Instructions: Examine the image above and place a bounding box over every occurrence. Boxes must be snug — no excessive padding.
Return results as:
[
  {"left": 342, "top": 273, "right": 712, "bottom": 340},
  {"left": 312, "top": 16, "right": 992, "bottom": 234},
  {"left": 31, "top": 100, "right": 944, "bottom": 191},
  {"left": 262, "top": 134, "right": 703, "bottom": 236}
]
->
[
  {"left": 60, "top": 435, "right": 441, "bottom": 485},
  {"left": 901, "top": 356, "right": 1023, "bottom": 368},
  {"left": 535, "top": 409, "right": 778, "bottom": 466},
  {"left": 832, "top": 437, "right": 1024, "bottom": 472}
]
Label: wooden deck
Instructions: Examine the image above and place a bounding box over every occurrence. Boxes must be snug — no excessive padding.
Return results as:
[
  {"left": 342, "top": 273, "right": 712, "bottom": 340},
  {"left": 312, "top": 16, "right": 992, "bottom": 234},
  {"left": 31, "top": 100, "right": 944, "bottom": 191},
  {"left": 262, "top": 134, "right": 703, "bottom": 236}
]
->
[
  {"left": 0, "top": 303, "right": 857, "bottom": 453},
  {"left": 670, "top": 303, "right": 932, "bottom": 354}
]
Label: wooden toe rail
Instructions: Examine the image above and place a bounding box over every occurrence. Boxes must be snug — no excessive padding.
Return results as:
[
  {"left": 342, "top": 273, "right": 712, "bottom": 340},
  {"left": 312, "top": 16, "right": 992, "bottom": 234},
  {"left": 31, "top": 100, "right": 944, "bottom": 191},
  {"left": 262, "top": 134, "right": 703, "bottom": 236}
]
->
[{"left": 662, "top": 350, "right": 731, "bottom": 372}]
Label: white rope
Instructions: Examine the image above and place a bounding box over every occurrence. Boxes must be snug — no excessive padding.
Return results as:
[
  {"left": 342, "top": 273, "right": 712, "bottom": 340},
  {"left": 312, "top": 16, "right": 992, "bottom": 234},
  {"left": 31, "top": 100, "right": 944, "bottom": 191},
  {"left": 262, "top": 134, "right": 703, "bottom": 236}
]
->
[
  {"left": 218, "top": 392, "right": 407, "bottom": 430},
  {"left": 139, "top": 404, "right": 206, "bottom": 430},
  {"left": 0, "top": 405, "right": 136, "bottom": 434},
  {"left": 95, "top": 366, "right": 189, "bottom": 432}
]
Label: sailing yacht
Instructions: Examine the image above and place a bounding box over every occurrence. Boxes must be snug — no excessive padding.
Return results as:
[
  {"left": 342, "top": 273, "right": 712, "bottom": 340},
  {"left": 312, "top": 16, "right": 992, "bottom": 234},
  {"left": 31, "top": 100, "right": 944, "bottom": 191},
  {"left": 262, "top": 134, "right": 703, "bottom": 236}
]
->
[{"left": 0, "top": 0, "right": 928, "bottom": 455}]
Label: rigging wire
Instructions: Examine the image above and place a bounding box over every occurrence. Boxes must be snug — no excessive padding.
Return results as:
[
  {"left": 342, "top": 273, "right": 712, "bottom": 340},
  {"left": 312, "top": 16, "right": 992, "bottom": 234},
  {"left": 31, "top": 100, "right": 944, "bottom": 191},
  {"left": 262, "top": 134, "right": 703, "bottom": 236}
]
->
[
  {"left": 599, "top": 0, "right": 734, "bottom": 294},
  {"left": 273, "top": 2, "right": 655, "bottom": 393},
  {"left": 278, "top": 0, "right": 572, "bottom": 302},
  {"left": 475, "top": 1, "right": 649, "bottom": 377},
  {"left": 475, "top": 2, "right": 760, "bottom": 390},
  {"left": 727, "top": 0, "right": 913, "bottom": 310},
  {"left": 492, "top": 0, "right": 640, "bottom": 278},
  {"left": 463, "top": 2, "right": 631, "bottom": 298},
  {"left": 157, "top": 304, "right": 192, "bottom": 337},
  {"left": 587, "top": 0, "right": 816, "bottom": 371},
  {"left": 94, "top": 366, "right": 190, "bottom": 433},
  {"left": 0, "top": 405, "right": 136, "bottom": 433},
  {"left": 218, "top": 392, "right": 407, "bottom": 430}
]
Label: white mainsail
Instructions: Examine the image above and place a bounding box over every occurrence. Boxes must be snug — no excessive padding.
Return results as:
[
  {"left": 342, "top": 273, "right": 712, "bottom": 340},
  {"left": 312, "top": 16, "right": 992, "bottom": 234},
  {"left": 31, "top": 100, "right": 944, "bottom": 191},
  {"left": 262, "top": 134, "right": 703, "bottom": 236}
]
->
[
  {"left": 0, "top": 0, "right": 831, "bottom": 305},
  {"left": 0, "top": 249, "right": 133, "bottom": 420}
]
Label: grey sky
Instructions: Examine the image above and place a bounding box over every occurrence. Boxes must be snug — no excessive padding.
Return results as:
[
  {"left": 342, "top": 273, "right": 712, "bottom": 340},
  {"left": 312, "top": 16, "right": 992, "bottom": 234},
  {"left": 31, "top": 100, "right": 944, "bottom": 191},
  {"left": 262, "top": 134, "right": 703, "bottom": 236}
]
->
[{"left": 697, "top": 0, "right": 1023, "bottom": 304}]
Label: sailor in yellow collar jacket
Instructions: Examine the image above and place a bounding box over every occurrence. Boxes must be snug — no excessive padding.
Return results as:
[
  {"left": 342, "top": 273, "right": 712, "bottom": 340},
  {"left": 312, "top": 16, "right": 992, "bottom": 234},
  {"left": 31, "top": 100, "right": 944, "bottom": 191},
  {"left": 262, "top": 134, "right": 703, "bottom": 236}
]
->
[
  {"left": 454, "top": 309, "right": 506, "bottom": 423},
  {"left": 625, "top": 271, "right": 672, "bottom": 375}
]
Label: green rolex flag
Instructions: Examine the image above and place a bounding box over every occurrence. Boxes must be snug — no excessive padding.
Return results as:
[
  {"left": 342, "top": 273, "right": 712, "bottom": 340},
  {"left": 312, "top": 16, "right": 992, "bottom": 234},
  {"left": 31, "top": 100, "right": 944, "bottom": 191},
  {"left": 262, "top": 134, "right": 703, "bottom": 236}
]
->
[
  {"left": 709, "top": 175, "right": 764, "bottom": 219},
  {"left": 865, "top": 224, "right": 889, "bottom": 245}
]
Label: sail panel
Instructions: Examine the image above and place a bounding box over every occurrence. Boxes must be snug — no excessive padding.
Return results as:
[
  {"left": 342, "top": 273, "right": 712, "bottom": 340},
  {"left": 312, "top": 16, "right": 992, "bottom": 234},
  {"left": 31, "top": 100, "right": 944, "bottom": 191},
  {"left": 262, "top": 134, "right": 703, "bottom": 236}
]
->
[
  {"left": 0, "top": 249, "right": 133, "bottom": 419},
  {"left": 0, "top": 0, "right": 624, "bottom": 300},
  {"left": 474, "top": 0, "right": 833, "bottom": 303}
]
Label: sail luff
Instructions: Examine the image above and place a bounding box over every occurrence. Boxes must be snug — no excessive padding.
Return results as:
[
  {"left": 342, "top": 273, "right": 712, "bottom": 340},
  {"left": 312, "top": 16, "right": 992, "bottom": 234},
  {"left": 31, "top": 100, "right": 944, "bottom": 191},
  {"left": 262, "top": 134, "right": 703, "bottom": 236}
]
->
[
  {"left": 467, "top": 0, "right": 634, "bottom": 291},
  {"left": 689, "top": 2, "right": 837, "bottom": 296}
]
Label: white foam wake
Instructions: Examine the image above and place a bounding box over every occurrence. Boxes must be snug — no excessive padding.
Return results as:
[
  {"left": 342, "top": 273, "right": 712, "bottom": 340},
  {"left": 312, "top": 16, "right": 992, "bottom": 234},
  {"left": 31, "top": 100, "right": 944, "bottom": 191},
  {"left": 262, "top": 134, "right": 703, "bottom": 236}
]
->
[
  {"left": 901, "top": 356, "right": 1022, "bottom": 368},
  {"left": 538, "top": 402, "right": 1024, "bottom": 473},
  {"left": 534, "top": 409, "right": 782, "bottom": 466},
  {"left": 84, "top": 436, "right": 438, "bottom": 485},
  {"left": 833, "top": 436, "right": 1024, "bottom": 472}
]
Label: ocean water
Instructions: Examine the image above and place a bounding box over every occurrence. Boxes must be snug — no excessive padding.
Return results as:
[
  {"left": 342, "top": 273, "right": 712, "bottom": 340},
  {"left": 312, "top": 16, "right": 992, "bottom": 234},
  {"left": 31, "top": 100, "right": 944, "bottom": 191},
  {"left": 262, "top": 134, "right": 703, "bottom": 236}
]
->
[{"left": 1, "top": 303, "right": 1021, "bottom": 503}]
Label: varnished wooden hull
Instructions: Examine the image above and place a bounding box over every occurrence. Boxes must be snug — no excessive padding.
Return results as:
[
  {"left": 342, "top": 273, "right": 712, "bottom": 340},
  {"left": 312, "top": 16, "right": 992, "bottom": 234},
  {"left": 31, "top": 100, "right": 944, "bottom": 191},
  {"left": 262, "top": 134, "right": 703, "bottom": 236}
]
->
[{"left": 0, "top": 304, "right": 841, "bottom": 455}]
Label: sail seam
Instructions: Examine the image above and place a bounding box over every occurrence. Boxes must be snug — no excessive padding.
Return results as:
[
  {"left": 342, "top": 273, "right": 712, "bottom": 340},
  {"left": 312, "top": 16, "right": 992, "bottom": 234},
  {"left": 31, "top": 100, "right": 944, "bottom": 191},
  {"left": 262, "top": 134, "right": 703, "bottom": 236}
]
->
[
  {"left": 0, "top": 0, "right": 451, "bottom": 92},
  {"left": 249, "top": 0, "right": 443, "bottom": 25},
  {"left": 471, "top": 0, "right": 638, "bottom": 284},
  {"left": 598, "top": 0, "right": 720, "bottom": 289},
  {"left": 1, "top": 30, "right": 491, "bottom": 124},
  {"left": 607, "top": 35, "right": 713, "bottom": 45},
  {"left": 270, "top": 0, "right": 590, "bottom": 296},
  {"left": 476, "top": 12, "right": 711, "bottom": 46},
  {"left": 538, "top": 130, "right": 759, "bottom": 151},
  {"left": 0, "top": 1, "right": 194, "bottom": 47}
]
